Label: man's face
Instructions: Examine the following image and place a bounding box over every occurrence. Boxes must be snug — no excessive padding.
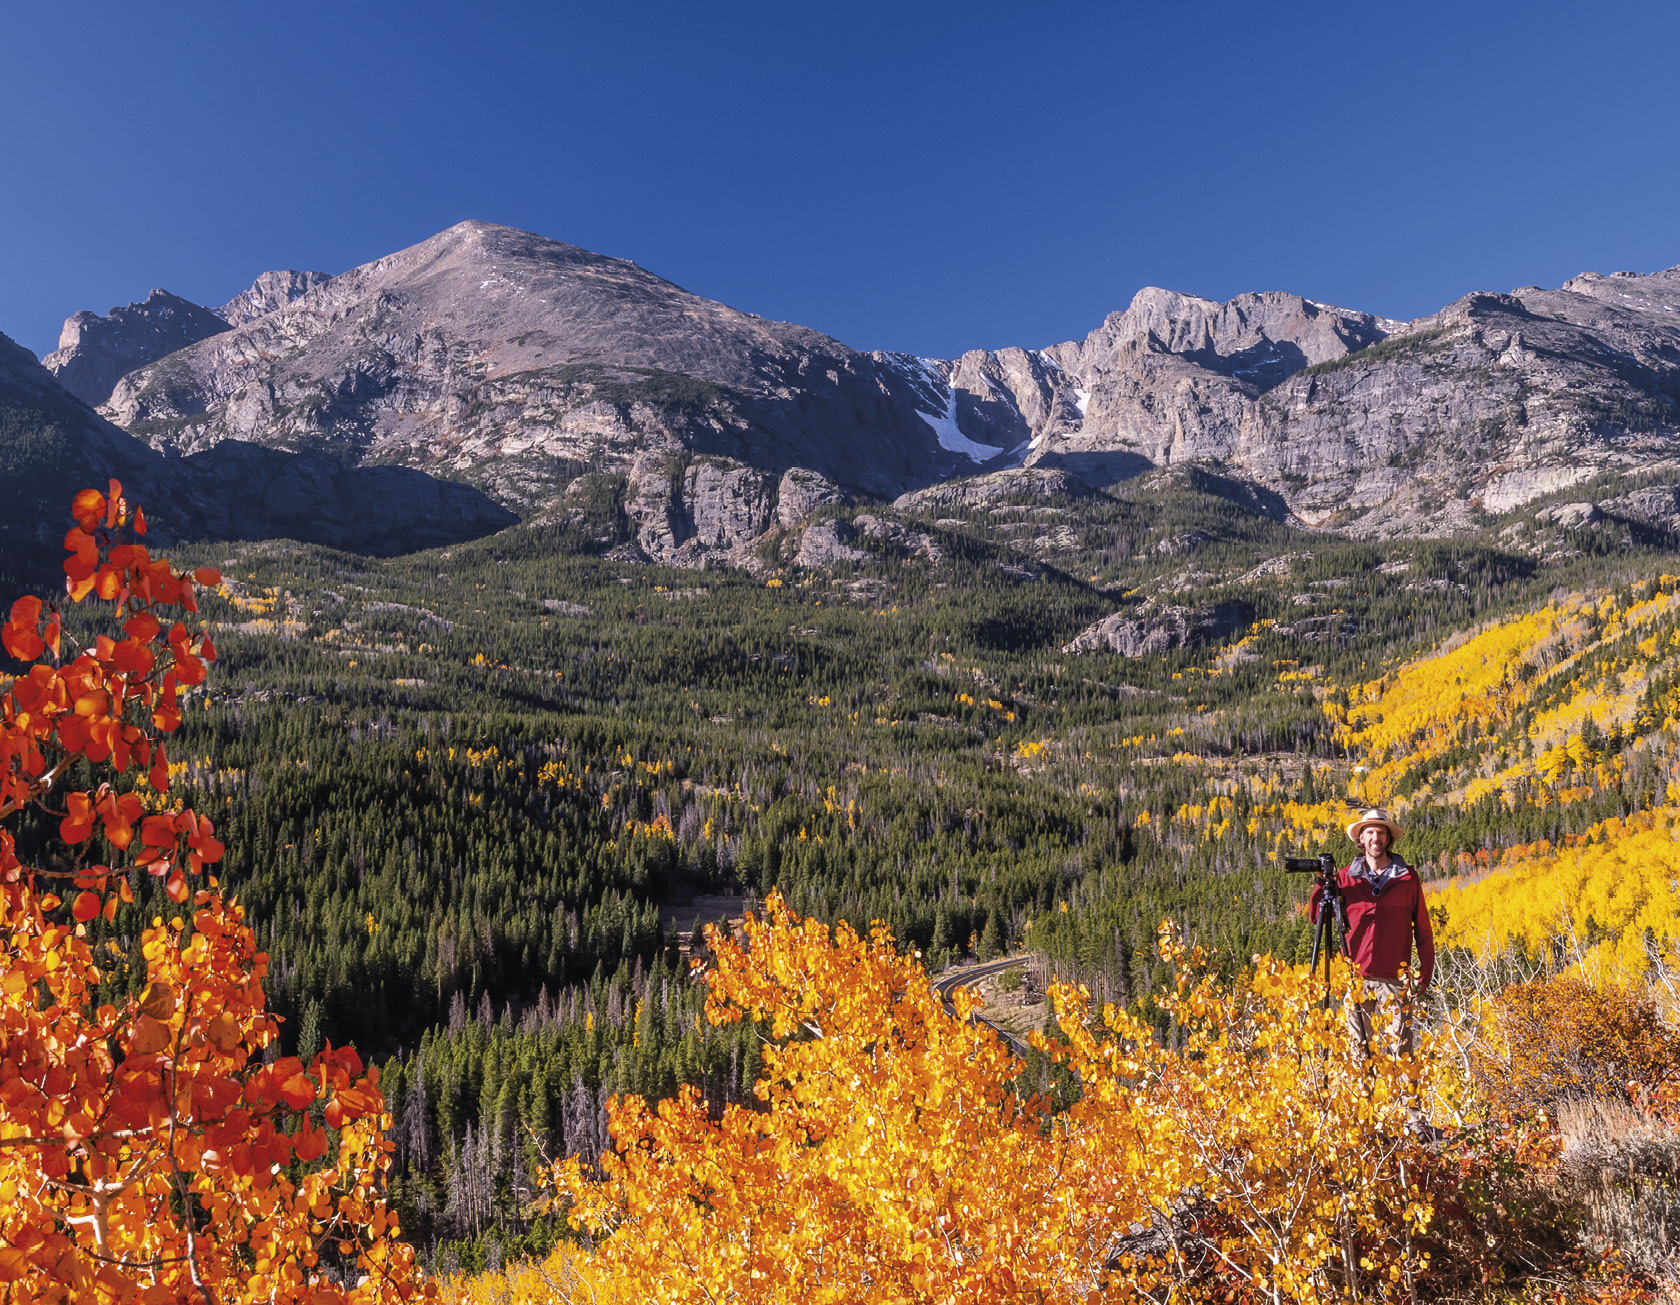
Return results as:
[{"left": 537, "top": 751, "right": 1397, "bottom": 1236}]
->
[{"left": 1360, "top": 824, "right": 1389, "bottom": 859}]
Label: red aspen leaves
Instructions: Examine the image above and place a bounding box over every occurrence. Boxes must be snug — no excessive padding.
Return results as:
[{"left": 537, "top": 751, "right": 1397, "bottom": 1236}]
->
[
  {"left": 0, "top": 485, "right": 434, "bottom": 1302},
  {"left": 2, "top": 479, "right": 222, "bottom": 912},
  {"left": 2, "top": 598, "right": 47, "bottom": 661}
]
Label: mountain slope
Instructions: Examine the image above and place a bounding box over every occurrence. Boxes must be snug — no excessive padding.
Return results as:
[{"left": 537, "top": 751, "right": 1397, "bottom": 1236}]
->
[
  {"left": 41, "top": 225, "right": 1680, "bottom": 558},
  {"left": 0, "top": 332, "right": 514, "bottom": 582},
  {"left": 43, "top": 270, "right": 335, "bottom": 408},
  {"left": 1008, "top": 276, "right": 1680, "bottom": 536},
  {"left": 100, "top": 221, "right": 987, "bottom": 510},
  {"left": 44, "top": 289, "right": 231, "bottom": 407},
  {"left": 0, "top": 331, "right": 172, "bottom": 573}
]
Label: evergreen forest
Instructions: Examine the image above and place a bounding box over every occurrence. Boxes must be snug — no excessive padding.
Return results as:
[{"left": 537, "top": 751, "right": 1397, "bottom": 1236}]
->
[{"left": 7, "top": 465, "right": 1680, "bottom": 1279}]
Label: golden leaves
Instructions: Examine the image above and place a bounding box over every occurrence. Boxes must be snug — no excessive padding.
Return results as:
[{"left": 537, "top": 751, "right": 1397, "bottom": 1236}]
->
[{"left": 533, "top": 898, "right": 1437, "bottom": 1305}]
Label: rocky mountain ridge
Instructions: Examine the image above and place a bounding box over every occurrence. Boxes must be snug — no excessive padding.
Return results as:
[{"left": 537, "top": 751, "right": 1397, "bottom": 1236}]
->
[
  {"left": 28, "top": 222, "right": 1680, "bottom": 571},
  {"left": 0, "top": 329, "right": 511, "bottom": 577},
  {"left": 45, "top": 290, "right": 230, "bottom": 408},
  {"left": 43, "top": 270, "right": 332, "bottom": 408},
  {"left": 91, "top": 222, "right": 992, "bottom": 514},
  {"left": 944, "top": 277, "right": 1680, "bottom": 539}
]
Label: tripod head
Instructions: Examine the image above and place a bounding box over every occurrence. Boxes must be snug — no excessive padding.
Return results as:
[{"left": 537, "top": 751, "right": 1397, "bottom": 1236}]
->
[{"left": 1281, "top": 852, "right": 1347, "bottom": 929}]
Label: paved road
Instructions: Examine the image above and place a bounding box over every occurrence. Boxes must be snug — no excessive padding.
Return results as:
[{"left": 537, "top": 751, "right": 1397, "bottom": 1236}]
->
[{"left": 931, "top": 956, "right": 1034, "bottom": 1059}]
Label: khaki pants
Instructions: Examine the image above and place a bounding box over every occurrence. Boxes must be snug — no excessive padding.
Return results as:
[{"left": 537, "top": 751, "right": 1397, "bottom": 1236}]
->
[{"left": 1348, "top": 977, "right": 1416, "bottom": 1058}]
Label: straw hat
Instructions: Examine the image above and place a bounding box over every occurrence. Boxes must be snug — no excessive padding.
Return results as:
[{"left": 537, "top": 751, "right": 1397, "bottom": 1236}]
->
[{"left": 1346, "top": 807, "right": 1403, "bottom": 846}]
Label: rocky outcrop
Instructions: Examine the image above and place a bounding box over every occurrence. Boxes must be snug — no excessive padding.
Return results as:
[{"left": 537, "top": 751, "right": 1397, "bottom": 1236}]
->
[
  {"left": 775, "top": 467, "right": 847, "bottom": 528},
  {"left": 621, "top": 456, "right": 775, "bottom": 568},
  {"left": 1063, "top": 605, "right": 1194, "bottom": 657},
  {"left": 1069, "top": 288, "right": 1393, "bottom": 381},
  {"left": 1062, "top": 601, "right": 1250, "bottom": 657},
  {"left": 1600, "top": 485, "right": 1680, "bottom": 536},
  {"left": 793, "top": 518, "right": 867, "bottom": 568},
  {"left": 217, "top": 270, "right": 333, "bottom": 325},
  {"left": 44, "top": 290, "right": 232, "bottom": 407},
  {"left": 893, "top": 466, "right": 1096, "bottom": 514},
  {"left": 853, "top": 513, "right": 942, "bottom": 563},
  {"left": 680, "top": 461, "right": 774, "bottom": 559},
  {"left": 1534, "top": 501, "right": 1602, "bottom": 529}
]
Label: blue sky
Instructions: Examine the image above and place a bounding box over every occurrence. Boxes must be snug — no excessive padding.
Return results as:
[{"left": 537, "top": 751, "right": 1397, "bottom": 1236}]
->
[{"left": 3, "top": 1, "right": 1678, "bottom": 361}]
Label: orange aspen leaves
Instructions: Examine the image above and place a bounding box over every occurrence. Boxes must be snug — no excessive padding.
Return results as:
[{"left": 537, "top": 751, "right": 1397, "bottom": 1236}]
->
[
  {"left": 0, "top": 484, "right": 435, "bottom": 1303},
  {"left": 549, "top": 897, "right": 1436, "bottom": 1305}
]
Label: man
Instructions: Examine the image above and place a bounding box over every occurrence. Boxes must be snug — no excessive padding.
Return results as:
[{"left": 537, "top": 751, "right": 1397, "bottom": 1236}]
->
[{"left": 1311, "top": 807, "right": 1434, "bottom": 1057}]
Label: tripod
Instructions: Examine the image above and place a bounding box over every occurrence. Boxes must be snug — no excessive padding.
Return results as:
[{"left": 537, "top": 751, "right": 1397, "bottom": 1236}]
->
[{"left": 1284, "top": 853, "right": 1346, "bottom": 1008}]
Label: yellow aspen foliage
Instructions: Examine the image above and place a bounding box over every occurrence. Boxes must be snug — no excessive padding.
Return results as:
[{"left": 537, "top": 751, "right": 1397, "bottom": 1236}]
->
[
  {"left": 1433, "top": 808, "right": 1680, "bottom": 982},
  {"left": 444, "top": 1244, "right": 618, "bottom": 1305},
  {"left": 528, "top": 895, "right": 1434, "bottom": 1305},
  {"left": 1339, "top": 601, "right": 1572, "bottom": 799}
]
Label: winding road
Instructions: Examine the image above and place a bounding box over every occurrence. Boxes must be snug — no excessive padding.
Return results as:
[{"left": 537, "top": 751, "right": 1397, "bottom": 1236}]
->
[{"left": 931, "top": 956, "right": 1034, "bottom": 1059}]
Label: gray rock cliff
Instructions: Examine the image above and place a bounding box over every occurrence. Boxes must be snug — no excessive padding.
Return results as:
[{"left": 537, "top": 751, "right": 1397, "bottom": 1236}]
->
[
  {"left": 42, "top": 269, "right": 335, "bottom": 409},
  {"left": 44, "top": 290, "right": 231, "bottom": 407},
  {"left": 1017, "top": 277, "right": 1680, "bottom": 537},
  {"left": 217, "top": 270, "right": 333, "bottom": 325}
]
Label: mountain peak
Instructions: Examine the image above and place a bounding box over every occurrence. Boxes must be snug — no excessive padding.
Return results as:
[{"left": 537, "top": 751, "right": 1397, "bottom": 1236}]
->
[{"left": 43, "top": 290, "right": 230, "bottom": 407}]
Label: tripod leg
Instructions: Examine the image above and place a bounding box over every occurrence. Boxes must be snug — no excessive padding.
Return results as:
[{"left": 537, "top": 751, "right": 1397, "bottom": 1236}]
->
[{"left": 1317, "top": 912, "right": 1336, "bottom": 1009}]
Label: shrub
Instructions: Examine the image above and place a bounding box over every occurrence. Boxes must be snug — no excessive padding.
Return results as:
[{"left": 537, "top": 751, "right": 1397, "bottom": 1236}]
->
[{"left": 1475, "top": 976, "right": 1680, "bottom": 1121}]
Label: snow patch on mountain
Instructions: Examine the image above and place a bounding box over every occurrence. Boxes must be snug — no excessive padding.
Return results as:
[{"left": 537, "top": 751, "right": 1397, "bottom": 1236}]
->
[{"left": 913, "top": 360, "right": 1004, "bottom": 462}]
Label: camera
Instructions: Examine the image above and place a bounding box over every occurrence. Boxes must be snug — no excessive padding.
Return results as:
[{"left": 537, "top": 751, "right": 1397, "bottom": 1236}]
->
[{"left": 1282, "top": 855, "right": 1333, "bottom": 874}]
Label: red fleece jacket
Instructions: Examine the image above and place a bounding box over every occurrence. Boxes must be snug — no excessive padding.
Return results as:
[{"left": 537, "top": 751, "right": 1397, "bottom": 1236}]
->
[{"left": 1310, "top": 859, "right": 1435, "bottom": 990}]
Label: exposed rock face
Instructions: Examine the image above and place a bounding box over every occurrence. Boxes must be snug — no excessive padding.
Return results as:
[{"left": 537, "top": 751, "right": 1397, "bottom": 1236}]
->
[
  {"left": 853, "top": 513, "right": 942, "bottom": 563},
  {"left": 1534, "top": 501, "right": 1602, "bottom": 529},
  {"left": 621, "top": 456, "right": 774, "bottom": 568},
  {"left": 1018, "top": 290, "right": 1395, "bottom": 496},
  {"left": 217, "top": 270, "right": 333, "bottom": 325},
  {"left": 102, "top": 221, "right": 993, "bottom": 513},
  {"left": 1019, "top": 275, "right": 1680, "bottom": 537},
  {"left": 1062, "top": 601, "right": 1250, "bottom": 656},
  {"left": 775, "top": 467, "right": 847, "bottom": 528},
  {"left": 912, "top": 290, "right": 1393, "bottom": 492},
  {"left": 44, "top": 290, "right": 231, "bottom": 407},
  {"left": 893, "top": 466, "right": 1095, "bottom": 514},
  {"left": 1063, "top": 605, "right": 1193, "bottom": 657},
  {"left": 680, "top": 460, "right": 774, "bottom": 560},
  {"left": 1072, "top": 288, "right": 1393, "bottom": 381},
  {"left": 42, "top": 270, "right": 334, "bottom": 409},
  {"left": 0, "top": 329, "right": 511, "bottom": 574},
  {"left": 793, "top": 518, "right": 867, "bottom": 568},
  {"left": 1596, "top": 484, "right": 1680, "bottom": 537},
  {"left": 871, "top": 348, "right": 1076, "bottom": 464}
]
